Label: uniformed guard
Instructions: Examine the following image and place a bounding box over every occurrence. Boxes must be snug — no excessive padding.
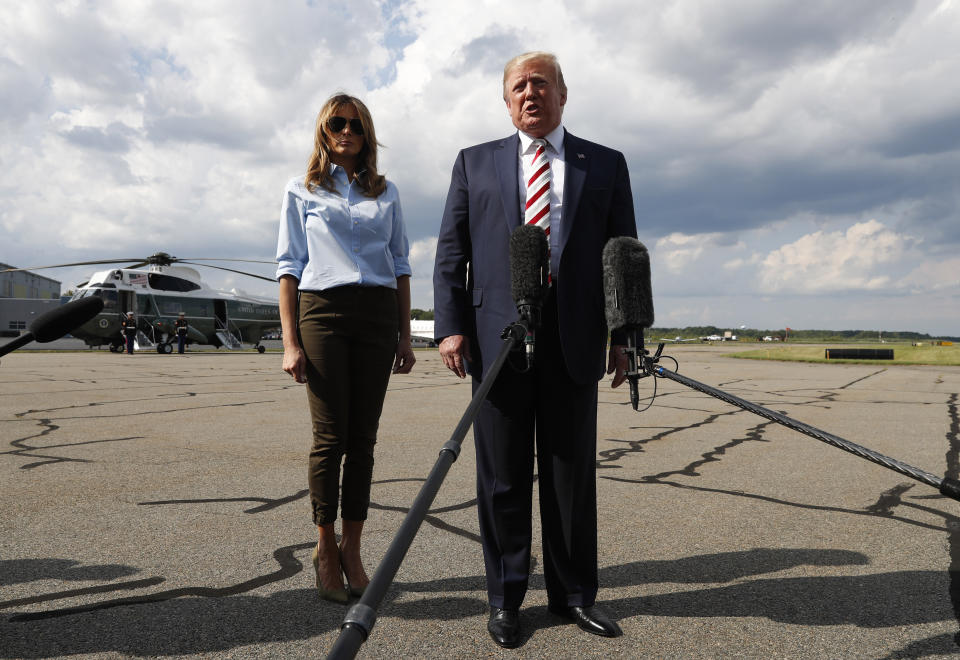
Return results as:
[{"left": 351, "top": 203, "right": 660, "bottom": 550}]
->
[
  {"left": 175, "top": 312, "right": 189, "bottom": 354},
  {"left": 121, "top": 311, "right": 137, "bottom": 354}
]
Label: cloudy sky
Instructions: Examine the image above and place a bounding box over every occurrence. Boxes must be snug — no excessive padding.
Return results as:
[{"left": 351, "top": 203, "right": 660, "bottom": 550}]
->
[{"left": 2, "top": 0, "right": 958, "bottom": 335}]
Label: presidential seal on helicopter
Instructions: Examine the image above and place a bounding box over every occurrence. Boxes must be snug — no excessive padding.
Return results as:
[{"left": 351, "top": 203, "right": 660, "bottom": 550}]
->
[{"left": 3, "top": 253, "right": 280, "bottom": 353}]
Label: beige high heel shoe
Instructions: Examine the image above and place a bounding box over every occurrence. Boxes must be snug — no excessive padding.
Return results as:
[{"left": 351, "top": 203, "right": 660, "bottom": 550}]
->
[
  {"left": 312, "top": 543, "right": 349, "bottom": 604},
  {"left": 340, "top": 551, "right": 368, "bottom": 598},
  {"left": 343, "top": 570, "right": 367, "bottom": 598}
]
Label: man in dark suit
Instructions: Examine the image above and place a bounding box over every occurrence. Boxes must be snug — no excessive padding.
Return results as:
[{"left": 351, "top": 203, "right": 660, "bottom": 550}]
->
[{"left": 433, "top": 51, "right": 637, "bottom": 648}]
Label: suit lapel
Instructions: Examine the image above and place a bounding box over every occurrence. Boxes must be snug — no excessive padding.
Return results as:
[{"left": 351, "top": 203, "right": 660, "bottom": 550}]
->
[
  {"left": 561, "top": 131, "right": 588, "bottom": 253},
  {"left": 494, "top": 134, "right": 521, "bottom": 232}
]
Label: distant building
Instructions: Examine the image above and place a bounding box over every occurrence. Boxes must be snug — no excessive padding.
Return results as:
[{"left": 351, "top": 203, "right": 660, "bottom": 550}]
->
[
  {"left": 0, "top": 263, "right": 62, "bottom": 337},
  {"left": 1, "top": 262, "right": 60, "bottom": 300}
]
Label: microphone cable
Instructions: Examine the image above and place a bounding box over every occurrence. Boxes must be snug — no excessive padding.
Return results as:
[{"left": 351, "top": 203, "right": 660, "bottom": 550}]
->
[{"left": 626, "top": 345, "right": 678, "bottom": 413}]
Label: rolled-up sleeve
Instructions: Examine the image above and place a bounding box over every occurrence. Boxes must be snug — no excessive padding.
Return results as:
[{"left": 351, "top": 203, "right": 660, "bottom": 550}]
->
[
  {"left": 276, "top": 181, "right": 307, "bottom": 281},
  {"left": 388, "top": 184, "right": 412, "bottom": 278}
]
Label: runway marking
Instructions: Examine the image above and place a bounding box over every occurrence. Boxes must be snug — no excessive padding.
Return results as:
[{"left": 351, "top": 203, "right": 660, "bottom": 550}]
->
[
  {"left": 599, "top": 382, "right": 960, "bottom": 542},
  {"left": 645, "top": 419, "right": 776, "bottom": 481},
  {"left": 597, "top": 407, "right": 748, "bottom": 467},
  {"left": 601, "top": 474, "right": 953, "bottom": 533},
  {"left": 3, "top": 398, "right": 274, "bottom": 470},
  {"left": 139, "top": 490, "right": 310, "bottom": 514},
  {"left": 3, "top": 414, "right": 146, "bottom": 469},
  {"left": 837, "top": 368, "right": 887, "bottom": 389}
]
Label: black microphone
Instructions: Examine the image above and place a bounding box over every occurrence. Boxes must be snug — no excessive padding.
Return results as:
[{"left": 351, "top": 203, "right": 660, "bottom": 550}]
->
[
  {"left": 0, "top": 296, "right": 105, "bottom": 358},
  {"left": 510, "top": 224, "right": 549, "bottom": 369},
  {"left": 602, "top": 237, "right": 654, "bottom": 409}
]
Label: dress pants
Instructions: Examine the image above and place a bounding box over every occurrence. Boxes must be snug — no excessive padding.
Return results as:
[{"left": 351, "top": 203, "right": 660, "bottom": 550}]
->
[
  {"left": 472, "top": 291, "right": 599, "bottom": 610},
  {"left": 298, "top": 286, "right": 398, "bottom": 526}
]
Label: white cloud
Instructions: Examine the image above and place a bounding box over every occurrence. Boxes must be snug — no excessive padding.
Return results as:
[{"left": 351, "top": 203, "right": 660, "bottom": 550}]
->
[
  {"left": 723, "top": 253, "right": 761, "bottom": 271},
  {"left": 903, "top": 256, "right": 960, "bottom": 292},
  {"left": 654, "top": 232, "right": 725, "bottom": 273},
  {"left": 1, "top": 0, "right": 958, "bottom": 335},
  {"left": 758, "top": 220, "right": 914, "bottom": 293},
  {"left": 407, "top": 236, "right": 437, "bottom": 309}
]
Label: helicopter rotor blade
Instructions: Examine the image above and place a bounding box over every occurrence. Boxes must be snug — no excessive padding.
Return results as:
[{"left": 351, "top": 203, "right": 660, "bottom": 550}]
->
[
  {"left": 3, "top": 254, "right": 277, "bottom": 282},
  {"left": 0, "top": 259, "right": 147, "bottom": 273},
  {"left": 176, "top": 257, "right": 277, "bottom": 264},
  {"left": 177, "top": 261, "right": 277, "bottom": 282}
]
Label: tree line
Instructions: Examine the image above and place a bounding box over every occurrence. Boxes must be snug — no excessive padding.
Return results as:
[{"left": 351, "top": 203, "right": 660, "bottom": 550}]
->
[
  {"left": 650, "top": 326, "right": 959, "bottom": 342},
  {"left": 409, "top": 310, "right": 955, "bottom": 342}
]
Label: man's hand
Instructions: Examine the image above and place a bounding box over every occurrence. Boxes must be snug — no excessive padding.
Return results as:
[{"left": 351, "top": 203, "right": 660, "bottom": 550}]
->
[
  {"left": 607, "top": 343, "right": 628, "bottom": 388},
  {"left": 439, "top": 334, "right": 472, "bottom": 379}
]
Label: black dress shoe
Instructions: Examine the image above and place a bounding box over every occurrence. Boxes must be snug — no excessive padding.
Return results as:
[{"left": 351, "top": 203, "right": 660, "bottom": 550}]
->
[
  {"left": 487, "top": 607, "right": 521, "bottom": 648},
  {"left": 549, "top": 604, "right": 622, "bottom": 638}
]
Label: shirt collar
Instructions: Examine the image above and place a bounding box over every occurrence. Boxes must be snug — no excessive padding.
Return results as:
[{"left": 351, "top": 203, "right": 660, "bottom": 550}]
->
[
  {"left": 328, "top": 162, "right": 368, "bottom": 182},
  {"left": 518, "top": 125, "right": 565, "bottom": 155}
]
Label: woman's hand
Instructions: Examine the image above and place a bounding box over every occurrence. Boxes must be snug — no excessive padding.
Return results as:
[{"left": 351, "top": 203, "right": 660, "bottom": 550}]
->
[
  {"left": 282, "top": 344, "right": 308, "bottom": 383},
  {"left": 393, "top": 337, "right": 416, "bottom": 374},
  {"left": 278, "top": 275, "right": 306, "bottom": 383}
]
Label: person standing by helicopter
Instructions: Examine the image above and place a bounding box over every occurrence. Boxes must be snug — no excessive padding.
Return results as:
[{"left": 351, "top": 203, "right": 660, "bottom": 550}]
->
[
  {"left": 276, "top": 93, "right": 415, "bottom": 604},
  {"left": 175, "top": 312, "right": 189, "bottom": 354},
  {"left": 121, "top": 311, "right": 137, "bottom": 354}
]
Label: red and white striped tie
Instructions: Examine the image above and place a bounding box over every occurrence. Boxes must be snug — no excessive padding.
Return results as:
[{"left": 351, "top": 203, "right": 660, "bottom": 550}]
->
[{"left": 525, "top": 139, "right": 551, "bottom": 234}]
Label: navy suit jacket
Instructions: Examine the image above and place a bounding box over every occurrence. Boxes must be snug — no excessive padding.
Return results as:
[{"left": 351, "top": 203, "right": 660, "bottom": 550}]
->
[{"left": 433, "top": 130, "right": 637, "bottom": 385}]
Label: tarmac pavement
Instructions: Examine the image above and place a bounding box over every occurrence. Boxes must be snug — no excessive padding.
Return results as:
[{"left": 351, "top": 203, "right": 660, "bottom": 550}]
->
[{"left": 1, "top": 344, "right": 959, "bottom": 658}]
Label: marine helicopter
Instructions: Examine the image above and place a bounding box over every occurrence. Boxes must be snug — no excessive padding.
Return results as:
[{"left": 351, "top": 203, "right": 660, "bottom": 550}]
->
[{"left": 2, "top": 253, "right": 280, "bottom": 353}]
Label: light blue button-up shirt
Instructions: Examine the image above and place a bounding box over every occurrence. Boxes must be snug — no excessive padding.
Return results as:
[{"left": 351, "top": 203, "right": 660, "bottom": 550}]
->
[{"left": 276, "top": 166, "right": 411, "bottom": 290}]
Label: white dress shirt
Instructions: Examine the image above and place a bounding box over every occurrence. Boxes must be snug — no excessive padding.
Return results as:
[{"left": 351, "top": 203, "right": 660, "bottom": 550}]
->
[{"left": 518, "top": 125, "right": 565, "bottom": 276}]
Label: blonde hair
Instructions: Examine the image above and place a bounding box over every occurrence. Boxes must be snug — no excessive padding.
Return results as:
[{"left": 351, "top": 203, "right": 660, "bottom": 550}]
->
[
  {"left": 304, "top": 93, "right": 386, "bottom": 198},
  {"left": 502, "top": 51, "right": 567, "bottom": 100}
]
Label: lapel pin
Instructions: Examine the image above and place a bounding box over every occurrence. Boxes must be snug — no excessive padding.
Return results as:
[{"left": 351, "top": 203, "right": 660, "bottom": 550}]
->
[{"left": 577, "top": 153, "right": 585, "bottom": 159}]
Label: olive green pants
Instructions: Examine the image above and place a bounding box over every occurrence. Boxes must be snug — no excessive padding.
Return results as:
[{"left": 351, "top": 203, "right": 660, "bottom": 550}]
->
[{"left": 298, "top": 286, "right": 398, "bottom": 525}]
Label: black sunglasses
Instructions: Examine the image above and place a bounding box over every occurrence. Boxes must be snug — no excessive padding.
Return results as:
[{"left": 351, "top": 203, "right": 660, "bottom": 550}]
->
[{"left": 327, "top": 116, "right": 364, "bottom": 135}]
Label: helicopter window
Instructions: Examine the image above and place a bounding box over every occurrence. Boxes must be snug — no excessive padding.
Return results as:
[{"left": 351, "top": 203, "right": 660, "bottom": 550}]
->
[
  {"left": 148, "top": 273, "right": 201, "bottom": 292},
  {"left": 160, "top": 301, "right": 183, "bottom": 315},
  {"left": 81, "top": 288, "right": 118, "bottom": 308},
  {"left": 89, "top": 289, "right": 118, "bottom": 309}
]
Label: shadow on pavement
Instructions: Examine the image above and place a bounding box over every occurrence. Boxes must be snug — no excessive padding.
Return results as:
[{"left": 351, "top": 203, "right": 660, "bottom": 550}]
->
[{"left": 3, "top": 546, "right": 955, "bottom": 657}]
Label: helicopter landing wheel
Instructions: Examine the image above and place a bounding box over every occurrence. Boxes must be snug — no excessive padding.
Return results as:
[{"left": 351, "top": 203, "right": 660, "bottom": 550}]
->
[
  {"left": 256, "top": 344, "right": 266, "bottom": 354},
  {"left": 158, "top": 343, "right": 173, "bottom": 354},
  {"left": 109, "top": 343, "right": 121, "bottom": 353}
]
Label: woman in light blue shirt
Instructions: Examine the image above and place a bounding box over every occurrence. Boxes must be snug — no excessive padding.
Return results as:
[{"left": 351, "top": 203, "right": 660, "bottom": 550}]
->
[{"left": 277, "top": 93, "right": 415, "bottom": 604}]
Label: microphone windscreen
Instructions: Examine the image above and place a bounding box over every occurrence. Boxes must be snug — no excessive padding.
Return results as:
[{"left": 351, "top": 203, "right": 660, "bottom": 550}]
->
[
  {"left": 510, "top": 224, "right": 549, "bottom": 306},
  {"left": 602, "top": 236, "right": 654, "bottom": 331},
  {"left": 29, "top": 296, "right": 105, "bottom": 343}
]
